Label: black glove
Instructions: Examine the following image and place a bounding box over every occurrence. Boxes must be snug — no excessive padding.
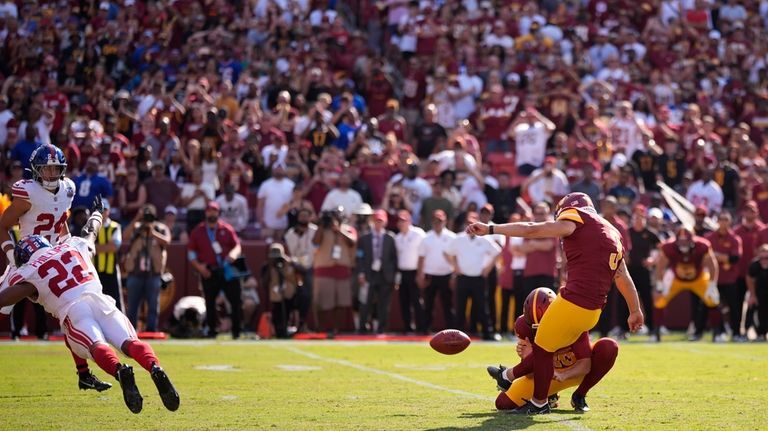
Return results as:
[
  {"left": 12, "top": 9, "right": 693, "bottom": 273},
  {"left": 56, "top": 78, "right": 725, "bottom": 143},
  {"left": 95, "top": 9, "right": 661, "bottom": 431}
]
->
[{"left": 92, "top": 194, "right": 105, "bottom": 214}]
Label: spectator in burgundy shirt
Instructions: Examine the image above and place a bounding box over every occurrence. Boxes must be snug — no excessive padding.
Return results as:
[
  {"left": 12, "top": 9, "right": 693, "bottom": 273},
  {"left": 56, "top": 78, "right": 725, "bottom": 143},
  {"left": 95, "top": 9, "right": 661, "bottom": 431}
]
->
[
  {"left": 477, "top": 84, "right": 514, "bottom": 153},
  {"left": 187, "top": 201, "right": 243, "bottom": 339},
  {"left": 735, "top": 201, "right": 765, "bottom": 340},
  {"left": 705, "top": 212, "right": 742, "bottom": 341}
]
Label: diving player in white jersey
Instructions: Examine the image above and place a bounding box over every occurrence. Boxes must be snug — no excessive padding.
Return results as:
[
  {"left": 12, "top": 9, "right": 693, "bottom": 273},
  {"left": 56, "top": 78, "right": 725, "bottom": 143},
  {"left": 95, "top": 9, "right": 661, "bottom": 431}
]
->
[
  {"left": 0, "top": 196, "right": 180, "bottom": 414},
  {"left": 0, "top": 144, "right": 111, "bottom": 392}
]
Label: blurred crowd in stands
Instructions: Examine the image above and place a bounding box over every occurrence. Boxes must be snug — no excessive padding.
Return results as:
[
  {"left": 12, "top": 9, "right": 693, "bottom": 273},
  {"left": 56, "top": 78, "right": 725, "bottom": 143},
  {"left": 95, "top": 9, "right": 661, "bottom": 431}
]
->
[{"left": 1, "top": 0, "right": 768, "bottom": 341}]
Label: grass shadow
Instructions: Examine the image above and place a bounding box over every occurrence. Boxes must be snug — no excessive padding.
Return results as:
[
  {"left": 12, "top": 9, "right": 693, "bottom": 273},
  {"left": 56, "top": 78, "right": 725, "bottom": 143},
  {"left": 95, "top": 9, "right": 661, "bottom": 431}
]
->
[{"left": 422, "top": 410, "right": 587, "bottom": 431}]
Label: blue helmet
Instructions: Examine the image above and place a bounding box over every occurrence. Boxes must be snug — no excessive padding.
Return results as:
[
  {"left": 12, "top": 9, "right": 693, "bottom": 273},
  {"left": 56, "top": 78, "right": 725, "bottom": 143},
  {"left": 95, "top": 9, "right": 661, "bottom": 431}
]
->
[
  {"left": 15, "top": 235, "right": 52, "bottom": 266},
  {"left": 29, "top": 144, "right": 67, "bottom": 191}
]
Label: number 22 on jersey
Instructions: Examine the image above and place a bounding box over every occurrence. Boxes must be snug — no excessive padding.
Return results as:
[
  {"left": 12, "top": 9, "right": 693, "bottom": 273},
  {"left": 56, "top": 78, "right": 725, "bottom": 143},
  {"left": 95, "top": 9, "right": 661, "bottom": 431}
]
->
[{"left": 37, "top": 249, "right": 95, "bottom": 297}]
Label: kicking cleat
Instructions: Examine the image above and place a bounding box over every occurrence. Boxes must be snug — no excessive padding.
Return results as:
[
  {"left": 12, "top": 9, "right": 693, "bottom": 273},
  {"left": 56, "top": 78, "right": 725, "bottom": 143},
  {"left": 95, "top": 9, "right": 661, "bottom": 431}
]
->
[
  {"left": 571, "top": 393, "right": 590, "bottom": 413},
  {"left": 78, "top": 371, "right": 112, "bottom": 392},
  {"left": 486, "top": 365, "right": 511, "bottom": 391},
  {"left": 509, "top": 400, "right": 551, "bottom": 415},
  {"left": 548, "top": 394, "right": 560, "bottom": 409},
  {"left": 151, "top": 364, "right": 180, "bottom": 412},
  {"left": 116, "top": 364, "right": 143, "bottom": 414}
]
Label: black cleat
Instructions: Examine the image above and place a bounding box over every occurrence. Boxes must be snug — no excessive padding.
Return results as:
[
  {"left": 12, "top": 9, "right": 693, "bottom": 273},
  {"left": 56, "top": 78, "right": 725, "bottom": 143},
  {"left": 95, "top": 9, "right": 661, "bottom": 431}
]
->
[
  {"left": 509, "top": 400, "right": 551, "bottom": 415},
  {"left": 548, "top": 394, "right": 560, "bottom": 409},
  {"left": 486, "top": 365, "right": 511, "bottom": 391},
  {"left": 116, "top": 364, "right": 143, "bottom": 414},
  {"left": 151, "top": 364, "right": 180, "bottom": 412},
  {"left": 78, "top": 371, "right": 112, "bottom": 392},
  {"left": 571, "top": 393, "right": 590, "bottom": 412}
]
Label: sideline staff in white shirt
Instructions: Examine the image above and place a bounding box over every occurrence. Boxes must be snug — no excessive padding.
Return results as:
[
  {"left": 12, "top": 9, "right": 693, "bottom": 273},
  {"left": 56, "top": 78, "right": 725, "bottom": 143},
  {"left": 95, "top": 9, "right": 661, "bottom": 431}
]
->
[
  {"left": 417, "top": 210, "right": 456, "bottom": 331},
  {"left": 395, "top": 210, "right": 426, "bottom": 333},
  {"left": 445, "top": 212, "right": 502, "bottom": 341}
]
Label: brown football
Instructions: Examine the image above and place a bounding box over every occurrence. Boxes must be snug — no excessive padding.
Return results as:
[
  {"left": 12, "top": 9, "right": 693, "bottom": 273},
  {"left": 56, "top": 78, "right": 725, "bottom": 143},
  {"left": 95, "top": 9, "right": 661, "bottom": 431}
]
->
[{"left": 429, "top": 329, "right": 471, "bottom": 355}]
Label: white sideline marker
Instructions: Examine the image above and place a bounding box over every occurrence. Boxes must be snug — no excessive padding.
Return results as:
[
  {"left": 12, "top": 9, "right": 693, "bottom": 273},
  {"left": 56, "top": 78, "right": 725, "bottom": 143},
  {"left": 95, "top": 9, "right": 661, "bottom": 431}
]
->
[{"left": 283, "top": 346, "right": 591, "bottom": 431}]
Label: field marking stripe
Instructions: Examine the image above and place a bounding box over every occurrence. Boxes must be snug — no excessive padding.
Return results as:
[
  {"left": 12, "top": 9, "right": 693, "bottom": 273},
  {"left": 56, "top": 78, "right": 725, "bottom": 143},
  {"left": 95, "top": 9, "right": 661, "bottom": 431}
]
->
[
  {"left": 282, "top": 346, "right": 591, "bottom": 431},
  {"left": 283, "top": 345, "right": 492, "bottom": 400}
]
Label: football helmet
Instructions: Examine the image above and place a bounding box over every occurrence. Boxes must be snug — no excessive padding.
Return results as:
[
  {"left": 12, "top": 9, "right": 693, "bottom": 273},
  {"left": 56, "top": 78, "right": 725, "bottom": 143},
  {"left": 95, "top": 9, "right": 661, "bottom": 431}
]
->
[
  {"left": 29, "top": 144, "right": 67, "bottom": 192},
  {"left": 554, "top": 192, "right": 594, "bottom": 219},
  {"left": 675, "top": 226, "right": 695, "bottom": 254},
  {"left": 523, "top": 287, "right": 557, "bottom": 329},
  {"left": 15, "top": 235, "right": 52, "bottom": 266}
]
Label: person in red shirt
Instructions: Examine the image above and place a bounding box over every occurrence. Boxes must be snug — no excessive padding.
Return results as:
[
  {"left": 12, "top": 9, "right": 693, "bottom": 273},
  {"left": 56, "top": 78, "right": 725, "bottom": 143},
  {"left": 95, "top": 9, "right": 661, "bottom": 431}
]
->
[
  {"left": 400, "top": 57, "right": 427, "bottom": 133},
  {"left": 467, "top": 192, "right": 643, "bottom": 414},
  {"left": 187, "top": 201, "right": 243, "bottom": 339},
  {"left": 734, "top": 201, "right": 765, "bottom": 341},
  {"left": 477, "top": 84, "right": 514, "bottom": 153},
  {"left": 487, "top": 288, "right": 620, "bottom": 413},
  {"left": 377, "top": 99, "right": 406, "bottom": 142},
  {"left": 365, "top": 65, "right": 394, "bottom": 118},
  {"left": 42, "top": 78, "right": 69, "bottom": 135},
  {"left": 705, "top": 212, "right": 743, "bottom": 341}
]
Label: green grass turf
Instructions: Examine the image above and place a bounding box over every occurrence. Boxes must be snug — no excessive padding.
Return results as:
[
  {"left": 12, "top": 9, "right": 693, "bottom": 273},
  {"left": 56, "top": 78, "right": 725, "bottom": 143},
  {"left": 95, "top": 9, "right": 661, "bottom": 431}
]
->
[{"left": 0, "top": 336, "right": 766, "bottom": 431}]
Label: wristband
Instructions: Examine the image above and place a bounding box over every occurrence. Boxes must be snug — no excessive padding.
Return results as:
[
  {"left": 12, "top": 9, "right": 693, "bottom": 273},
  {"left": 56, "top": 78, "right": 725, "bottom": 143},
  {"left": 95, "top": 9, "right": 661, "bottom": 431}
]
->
[
  {"left": 1, "top": 240, "right": 14, "bottom": 253},
  {"left": 655, "top": 281, "right": 664, "bottom": 293},
  {"left": 489, "top": 225, "right": 494, "bottom": 235}
]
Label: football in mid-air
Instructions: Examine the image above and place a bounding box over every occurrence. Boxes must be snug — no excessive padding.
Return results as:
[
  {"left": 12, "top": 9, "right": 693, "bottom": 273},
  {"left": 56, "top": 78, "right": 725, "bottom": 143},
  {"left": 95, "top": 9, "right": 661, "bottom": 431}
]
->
[{"left": 429, "top": 329, "right": 471, "bottom": 355}]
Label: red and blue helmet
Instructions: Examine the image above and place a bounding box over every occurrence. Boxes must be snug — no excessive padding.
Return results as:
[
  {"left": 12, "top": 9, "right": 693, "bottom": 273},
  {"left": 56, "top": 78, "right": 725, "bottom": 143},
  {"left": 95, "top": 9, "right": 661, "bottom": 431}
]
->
[
  {"left": 15, "top": 235, "right": 52, "bottom": 266},
  {"left": 29, "top": 144, "right": 67, "bottom": 190}
]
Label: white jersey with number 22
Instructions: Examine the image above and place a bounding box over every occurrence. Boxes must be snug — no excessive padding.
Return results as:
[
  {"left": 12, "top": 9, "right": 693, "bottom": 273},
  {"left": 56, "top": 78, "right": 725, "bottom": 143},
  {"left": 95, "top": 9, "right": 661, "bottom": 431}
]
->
[{"left": 3, "top": 237, "right": 104, "bottom": 320}]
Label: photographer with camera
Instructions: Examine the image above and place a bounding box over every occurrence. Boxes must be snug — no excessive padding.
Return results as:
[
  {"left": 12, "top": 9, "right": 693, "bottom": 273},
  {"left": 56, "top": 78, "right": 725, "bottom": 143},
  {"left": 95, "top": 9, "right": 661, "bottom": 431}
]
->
[
  {"left": 188, "top": 201, "right": 244, "bottom": 339},
  {"left": 312, "top": 206, "right": 357, "bottom": 337},
  {"left": 123, "top": 204, "right": 172, "bottom": 332},
  {"left": 260, "top": 243, "right": 301, "bottom": 338}
]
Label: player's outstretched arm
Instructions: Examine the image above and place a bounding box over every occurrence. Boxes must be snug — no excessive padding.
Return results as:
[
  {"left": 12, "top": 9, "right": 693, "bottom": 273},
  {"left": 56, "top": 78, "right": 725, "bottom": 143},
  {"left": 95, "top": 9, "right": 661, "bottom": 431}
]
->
[
  {"left": 466, "top": 220, "right": 576, "bottom": 239},
  {"left": 80, "top": 212, "right": 104, "bottom": 246},
  {"left": 0, "top": 282, "right": 36, "bottom": 308},
  {"left": 80, "top": 195, "right": 105, "bottom": 246},
  {"left": 614, "top": 259, "right": 644, "bottom": 332}
]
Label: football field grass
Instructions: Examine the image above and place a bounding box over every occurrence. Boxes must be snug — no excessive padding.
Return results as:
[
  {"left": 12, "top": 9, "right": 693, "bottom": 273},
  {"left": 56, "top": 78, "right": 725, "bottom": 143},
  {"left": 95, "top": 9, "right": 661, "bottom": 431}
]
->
[{"left": 0, "top": 336, "right": 766, "bottom": 431}]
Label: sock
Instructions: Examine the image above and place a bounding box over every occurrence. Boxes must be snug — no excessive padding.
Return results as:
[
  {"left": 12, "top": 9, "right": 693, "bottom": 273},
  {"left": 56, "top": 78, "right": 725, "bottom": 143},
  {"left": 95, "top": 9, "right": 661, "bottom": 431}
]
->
[
  {"left": 511, "top": 354, "right": 534, "bottom": 379},
  {"left": 653, "top": 307, "right": 665, "bottom": 334},
  {"left": 502, "top": 368, "right": 512, "bottom": 382},
  {"left": 122, "top": 339, "right": 160, "bottom": 372},
  {"left": 574, "top": 338, "right": 619, "bottom": 397},
  {"left": 530, "top": 398, "right": 548, "bottom": 408},
  {"left": 65, "top": 338, "right": 90, "bottom": 374},
  {"left": 532, "top": 343, "right": 554, "bottom": 402},
  {"left": 89, "top": 343, "right": 121, "bottom": 377}
]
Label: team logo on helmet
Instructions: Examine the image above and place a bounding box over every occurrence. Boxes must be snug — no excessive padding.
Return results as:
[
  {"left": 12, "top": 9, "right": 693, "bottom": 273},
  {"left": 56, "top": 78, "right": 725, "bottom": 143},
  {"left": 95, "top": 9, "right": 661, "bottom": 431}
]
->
[
  {"left": 14, "top": 235, "right": 53, "bottom": 267},
  {"left": 555, "top": 192, "right": 595, "bottom": 218},
  {"left": 29, "top": 144, "right": 67, "bottom": 192}
]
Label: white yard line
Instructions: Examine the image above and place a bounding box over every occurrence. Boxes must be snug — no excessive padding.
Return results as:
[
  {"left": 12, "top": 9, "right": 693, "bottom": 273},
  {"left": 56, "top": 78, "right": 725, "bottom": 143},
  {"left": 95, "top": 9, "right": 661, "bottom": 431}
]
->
[{"left": 283, "top": 345, "right": 591, "bottom": 431}]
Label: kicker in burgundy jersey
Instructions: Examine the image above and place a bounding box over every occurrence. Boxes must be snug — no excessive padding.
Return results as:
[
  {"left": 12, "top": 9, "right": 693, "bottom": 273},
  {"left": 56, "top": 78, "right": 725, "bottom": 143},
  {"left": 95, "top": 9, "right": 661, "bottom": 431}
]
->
[
  {"left": 556, "top": 207, "right": 626, "bottom": 309},
  {"left": 660, "top": 237, "right": 711, "bottom": 281}
]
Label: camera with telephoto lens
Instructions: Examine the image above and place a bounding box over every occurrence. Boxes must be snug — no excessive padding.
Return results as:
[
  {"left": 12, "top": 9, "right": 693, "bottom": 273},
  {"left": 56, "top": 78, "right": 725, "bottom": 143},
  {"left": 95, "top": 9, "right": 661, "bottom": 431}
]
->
[
  {"left": 142, "top": 207, "right": 156, "bottom": 223},
  {"left": 320, "top": 207, "right": 343, "bottom": 229},
  {"left": 320, "top": 210, "right": 335, "bottom": 228}
]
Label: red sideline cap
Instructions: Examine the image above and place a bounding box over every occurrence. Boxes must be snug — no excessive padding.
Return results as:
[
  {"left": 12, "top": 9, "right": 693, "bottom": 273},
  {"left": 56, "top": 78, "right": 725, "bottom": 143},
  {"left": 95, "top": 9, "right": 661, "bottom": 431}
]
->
[{"left": 206, "top": 201, "right": 221, "bottom": 212}]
